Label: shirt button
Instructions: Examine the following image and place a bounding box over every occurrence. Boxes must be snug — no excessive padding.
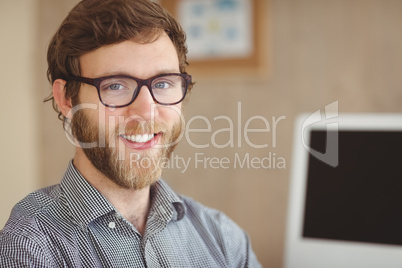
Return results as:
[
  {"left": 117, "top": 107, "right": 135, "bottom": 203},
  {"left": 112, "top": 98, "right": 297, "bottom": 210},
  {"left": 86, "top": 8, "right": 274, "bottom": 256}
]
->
[{"left": 108, "top": 222, "right": 116, "bottom": 229}]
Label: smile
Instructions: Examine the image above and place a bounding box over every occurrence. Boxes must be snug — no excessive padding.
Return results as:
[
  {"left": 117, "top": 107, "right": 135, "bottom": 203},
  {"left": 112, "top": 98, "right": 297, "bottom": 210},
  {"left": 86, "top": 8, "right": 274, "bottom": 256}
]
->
[{"left": 121, "top": 133, "right": 155, "bottom": 143}]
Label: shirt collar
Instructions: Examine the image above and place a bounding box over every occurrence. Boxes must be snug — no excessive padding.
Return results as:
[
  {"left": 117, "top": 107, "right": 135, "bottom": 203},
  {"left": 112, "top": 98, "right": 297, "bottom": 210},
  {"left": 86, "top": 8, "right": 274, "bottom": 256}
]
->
[
  {"left": 60, "top": 161, "right": 186, "bottom": 226},
  {"left": 150, "top": 179, "right": 186, "bottom": 222},
  {"left": 60, "top": 161, "right": 115, "bottom": 226}
]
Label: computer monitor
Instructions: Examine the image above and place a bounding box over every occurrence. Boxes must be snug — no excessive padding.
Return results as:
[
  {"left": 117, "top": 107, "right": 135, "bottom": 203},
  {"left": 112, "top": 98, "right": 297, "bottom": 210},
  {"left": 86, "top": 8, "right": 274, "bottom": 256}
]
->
[{"left": 285, "top": 113, "right": 402, "bottom": 268}]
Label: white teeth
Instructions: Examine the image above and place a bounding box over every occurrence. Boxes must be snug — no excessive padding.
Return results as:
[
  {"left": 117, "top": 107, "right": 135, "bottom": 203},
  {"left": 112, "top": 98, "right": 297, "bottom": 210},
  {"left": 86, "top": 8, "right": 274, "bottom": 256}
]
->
[{"left": 122, "top": 134, "right": 154, "bottom": 143}]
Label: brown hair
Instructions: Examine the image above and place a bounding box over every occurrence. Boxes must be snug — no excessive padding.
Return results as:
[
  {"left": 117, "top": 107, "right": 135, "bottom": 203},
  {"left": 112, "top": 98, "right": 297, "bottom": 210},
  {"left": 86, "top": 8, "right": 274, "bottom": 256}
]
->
[{"left": 45, "top": 0, "right": 192, "bottom": 123}]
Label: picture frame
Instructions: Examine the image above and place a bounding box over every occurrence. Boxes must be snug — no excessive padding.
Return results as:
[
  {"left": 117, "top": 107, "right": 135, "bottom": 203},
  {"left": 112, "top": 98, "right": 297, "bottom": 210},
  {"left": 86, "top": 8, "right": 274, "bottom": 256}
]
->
[{"left": 159, "top": 0, "right": 268, "bottom": 76}]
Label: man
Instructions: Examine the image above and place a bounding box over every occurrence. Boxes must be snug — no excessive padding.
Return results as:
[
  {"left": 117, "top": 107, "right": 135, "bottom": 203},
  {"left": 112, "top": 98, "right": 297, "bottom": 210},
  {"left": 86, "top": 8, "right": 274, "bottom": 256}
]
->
[{"left": 0, "top": 0, "right": 261, "bottom": 267}]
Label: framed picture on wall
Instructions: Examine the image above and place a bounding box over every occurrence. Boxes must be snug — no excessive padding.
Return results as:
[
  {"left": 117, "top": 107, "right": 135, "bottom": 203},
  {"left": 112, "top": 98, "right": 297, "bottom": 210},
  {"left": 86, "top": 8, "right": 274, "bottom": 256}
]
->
[{"left": 160, "top": 0, "right": 268, "bottom": 75}]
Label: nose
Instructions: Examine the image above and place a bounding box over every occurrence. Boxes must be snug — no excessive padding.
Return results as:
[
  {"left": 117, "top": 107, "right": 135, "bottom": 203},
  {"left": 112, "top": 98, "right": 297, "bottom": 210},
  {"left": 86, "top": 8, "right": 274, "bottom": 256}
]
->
[{"left": 127, "top": 86, "right": 159, "bottom": 121}]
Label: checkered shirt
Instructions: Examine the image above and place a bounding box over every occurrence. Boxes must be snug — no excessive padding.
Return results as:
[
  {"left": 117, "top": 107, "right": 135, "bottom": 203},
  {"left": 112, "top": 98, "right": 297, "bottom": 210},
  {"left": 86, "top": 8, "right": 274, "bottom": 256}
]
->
[{"left": 0, "top": 161, "right": 261, "bottom": 267}]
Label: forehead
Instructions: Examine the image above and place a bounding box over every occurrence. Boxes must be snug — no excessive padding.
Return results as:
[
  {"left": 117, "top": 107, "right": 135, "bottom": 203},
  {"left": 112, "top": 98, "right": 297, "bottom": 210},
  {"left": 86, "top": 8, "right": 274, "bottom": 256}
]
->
[{"left": 79, "top": 32, "right": 180, "bottom": 79}]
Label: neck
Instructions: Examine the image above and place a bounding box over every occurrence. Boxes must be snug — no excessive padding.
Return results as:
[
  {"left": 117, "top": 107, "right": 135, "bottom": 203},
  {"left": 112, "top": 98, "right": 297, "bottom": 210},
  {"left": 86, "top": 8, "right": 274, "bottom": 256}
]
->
[{"left": 73, "top": 148, "right": 151, "bottom": 235}]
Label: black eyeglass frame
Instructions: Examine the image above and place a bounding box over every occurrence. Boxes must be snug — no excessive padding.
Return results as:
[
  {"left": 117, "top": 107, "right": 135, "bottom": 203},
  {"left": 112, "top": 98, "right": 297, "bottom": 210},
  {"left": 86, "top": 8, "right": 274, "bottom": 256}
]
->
[{"left": 69, "top": 73, "right": 192, "bottom": 108}]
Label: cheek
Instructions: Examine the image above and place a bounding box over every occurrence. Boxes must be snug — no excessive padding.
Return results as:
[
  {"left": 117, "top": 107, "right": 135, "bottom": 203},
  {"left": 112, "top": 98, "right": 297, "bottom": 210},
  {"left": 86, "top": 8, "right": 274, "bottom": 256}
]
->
[
  {"left": 91, "top": 106, "right": 123, "bottom": 135},
  {"left": 78, "top": 84, "right": 99, "bottom": 104},
  {"left": 157, "top": 104, "right": 182, "bottom": 124},
  {"left": 103, "top": 110, "right": 123, "bottom": 131}
]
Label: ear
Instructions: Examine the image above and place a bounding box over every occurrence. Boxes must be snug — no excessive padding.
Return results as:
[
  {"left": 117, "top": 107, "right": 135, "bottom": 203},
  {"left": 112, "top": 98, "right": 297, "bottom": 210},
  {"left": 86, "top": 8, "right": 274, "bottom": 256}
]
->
[{"left": 52, "top": 79, "right": 73, "bottom": 119}]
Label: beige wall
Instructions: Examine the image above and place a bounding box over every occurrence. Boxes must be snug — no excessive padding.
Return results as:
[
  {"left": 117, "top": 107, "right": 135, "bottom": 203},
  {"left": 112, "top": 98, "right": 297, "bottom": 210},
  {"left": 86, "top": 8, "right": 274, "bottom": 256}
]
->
[
  {"left": 1, "top": 0, "right": 402, "bottom": 267},
  {"left": 0, "top": 0, "right": 40, "bottom": 227}
]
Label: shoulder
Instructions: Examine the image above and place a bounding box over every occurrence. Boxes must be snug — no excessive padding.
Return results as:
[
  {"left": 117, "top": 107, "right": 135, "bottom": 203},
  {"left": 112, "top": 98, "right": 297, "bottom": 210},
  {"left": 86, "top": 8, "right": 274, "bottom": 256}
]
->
[
  {"left": 180, "top": 195, "right": 244, "bottom": 236},
  {"left": 0, "top": 185, "right": 63, "bottom": 267},
  {"left": 0, "top": 185, "right": 67, "bottom": 245},
  {"left": 6, "top": 185, "right": 61, "bottom": 226},
  {"left": 179, "top": 195, "right": 262, "bottom": 267}
]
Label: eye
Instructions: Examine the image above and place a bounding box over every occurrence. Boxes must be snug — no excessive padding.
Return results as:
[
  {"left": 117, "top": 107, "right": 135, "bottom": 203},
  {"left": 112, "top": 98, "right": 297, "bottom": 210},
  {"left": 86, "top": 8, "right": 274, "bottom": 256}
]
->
[
  {"left": 100, "top": 78, "right": 131, "bottom": 92},
  {"left": 153, "top": 81, "right": 171, "bottom": 90},
  {"left": 108, "top": 83, "right": 124, "bottom": 90}
]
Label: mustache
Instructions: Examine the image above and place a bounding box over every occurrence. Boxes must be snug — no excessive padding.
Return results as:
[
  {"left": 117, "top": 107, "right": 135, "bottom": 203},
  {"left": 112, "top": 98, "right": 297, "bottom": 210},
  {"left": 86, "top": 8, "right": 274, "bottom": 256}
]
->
[{"left": 114, "top": 120, "right": 170, "bottom": 137}]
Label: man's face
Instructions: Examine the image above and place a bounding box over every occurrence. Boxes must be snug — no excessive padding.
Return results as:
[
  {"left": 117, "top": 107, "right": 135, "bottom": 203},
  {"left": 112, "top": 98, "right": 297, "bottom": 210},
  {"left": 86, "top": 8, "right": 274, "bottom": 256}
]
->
[{"left": 71, "top": 33, "right": 183, "bottom": 190}]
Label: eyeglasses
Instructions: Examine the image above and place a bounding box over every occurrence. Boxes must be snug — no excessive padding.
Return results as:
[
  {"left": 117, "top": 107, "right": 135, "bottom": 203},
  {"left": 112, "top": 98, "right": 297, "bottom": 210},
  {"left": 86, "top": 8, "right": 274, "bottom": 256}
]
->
[{"left": 69, "top": 73, "right": 192, "bottom": 108}]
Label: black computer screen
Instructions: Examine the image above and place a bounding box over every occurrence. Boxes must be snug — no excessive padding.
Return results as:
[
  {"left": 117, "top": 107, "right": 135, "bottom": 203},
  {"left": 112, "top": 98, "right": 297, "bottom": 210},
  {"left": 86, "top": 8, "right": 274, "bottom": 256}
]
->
[{"left": 303, "top": 130, "right": 402, "bottom": 246}]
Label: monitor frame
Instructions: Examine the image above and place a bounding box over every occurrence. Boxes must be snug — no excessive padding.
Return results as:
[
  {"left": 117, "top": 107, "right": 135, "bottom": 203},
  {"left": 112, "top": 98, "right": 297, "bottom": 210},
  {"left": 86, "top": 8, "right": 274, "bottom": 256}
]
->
[{"left": 284, "top": 113, "right": 402, "bottom": 268}]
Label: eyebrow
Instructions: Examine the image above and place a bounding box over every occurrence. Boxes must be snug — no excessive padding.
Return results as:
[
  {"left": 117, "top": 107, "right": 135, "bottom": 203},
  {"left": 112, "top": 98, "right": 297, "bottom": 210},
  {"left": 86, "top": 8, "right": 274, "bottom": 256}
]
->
[{"left": 96, "top": 69, "right": 181, "bottom": 79}]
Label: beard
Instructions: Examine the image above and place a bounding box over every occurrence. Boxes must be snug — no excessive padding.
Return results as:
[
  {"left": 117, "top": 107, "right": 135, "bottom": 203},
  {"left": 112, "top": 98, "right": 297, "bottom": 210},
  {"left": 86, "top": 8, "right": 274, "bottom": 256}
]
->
[{"left": 70, "top": 108, "right": 182, "bottom": 190}]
